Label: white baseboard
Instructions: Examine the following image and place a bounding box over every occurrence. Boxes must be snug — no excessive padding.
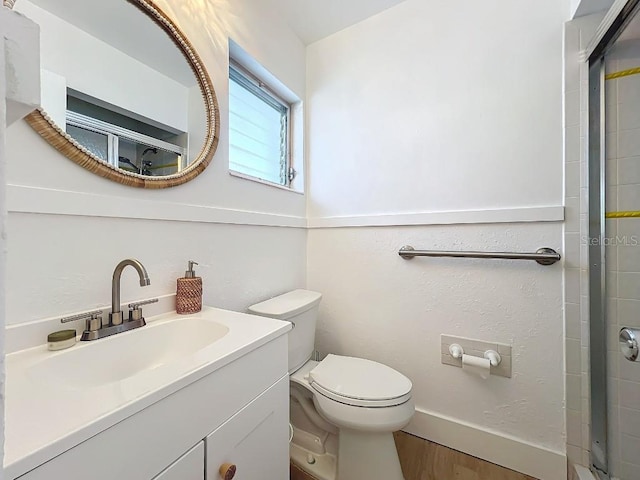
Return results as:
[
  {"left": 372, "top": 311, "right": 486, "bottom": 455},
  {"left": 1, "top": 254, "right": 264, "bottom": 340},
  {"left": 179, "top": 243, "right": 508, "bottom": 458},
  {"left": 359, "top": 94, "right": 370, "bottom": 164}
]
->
[{"left": 404, "top": 408, "right": 566, "bottom": 480}]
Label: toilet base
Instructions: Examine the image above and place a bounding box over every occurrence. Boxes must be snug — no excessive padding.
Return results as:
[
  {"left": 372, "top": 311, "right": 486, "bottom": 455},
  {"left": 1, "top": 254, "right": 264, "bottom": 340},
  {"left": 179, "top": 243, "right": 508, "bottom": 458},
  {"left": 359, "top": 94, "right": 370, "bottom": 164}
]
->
[
  {"left": 337, "top": 428, "right": 404, "bottom": 480},
  {"left": 290, "top": 442, "right": 337, "bottom": 480}
]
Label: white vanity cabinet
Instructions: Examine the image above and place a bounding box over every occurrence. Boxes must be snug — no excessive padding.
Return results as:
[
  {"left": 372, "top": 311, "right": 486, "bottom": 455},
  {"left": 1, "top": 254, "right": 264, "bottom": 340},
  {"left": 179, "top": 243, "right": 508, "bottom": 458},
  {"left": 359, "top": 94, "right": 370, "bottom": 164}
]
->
[
  {"left": 13, "top": 335, "right": 289, "bottom": 480},
  {"left": 206, "top": 376, "right": 289, "bottom": 479},
  {"left": 153, "top": 442, "right": 204, "bottom": 480}
]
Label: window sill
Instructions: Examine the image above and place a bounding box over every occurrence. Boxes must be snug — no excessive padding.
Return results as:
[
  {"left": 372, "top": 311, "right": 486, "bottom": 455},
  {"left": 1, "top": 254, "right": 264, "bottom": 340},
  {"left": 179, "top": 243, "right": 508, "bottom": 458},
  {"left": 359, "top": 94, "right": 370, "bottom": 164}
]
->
[{"left": 229, "top": 170, "right": 304, "bottom": 195}]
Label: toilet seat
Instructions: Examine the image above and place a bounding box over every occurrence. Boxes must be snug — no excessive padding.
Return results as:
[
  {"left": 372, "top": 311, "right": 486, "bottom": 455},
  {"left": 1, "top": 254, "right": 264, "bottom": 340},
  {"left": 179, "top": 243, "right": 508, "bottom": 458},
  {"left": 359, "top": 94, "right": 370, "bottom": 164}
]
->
[
  {"left": 291, "top": 358, "right": 415, "bottom": 434},
  {"left": 308, "top": 354, "right": 412, "bottom": 407},
  {"left": 311, "top": 383, "right": 411, "bottom": 407}
]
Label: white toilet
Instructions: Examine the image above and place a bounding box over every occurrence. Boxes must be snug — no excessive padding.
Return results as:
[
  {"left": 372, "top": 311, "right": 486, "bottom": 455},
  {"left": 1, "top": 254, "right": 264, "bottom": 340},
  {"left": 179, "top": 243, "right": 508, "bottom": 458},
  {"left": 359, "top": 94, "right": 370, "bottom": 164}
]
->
[{"left": 248, "top": 289, "right": 414, "bottom": 480}]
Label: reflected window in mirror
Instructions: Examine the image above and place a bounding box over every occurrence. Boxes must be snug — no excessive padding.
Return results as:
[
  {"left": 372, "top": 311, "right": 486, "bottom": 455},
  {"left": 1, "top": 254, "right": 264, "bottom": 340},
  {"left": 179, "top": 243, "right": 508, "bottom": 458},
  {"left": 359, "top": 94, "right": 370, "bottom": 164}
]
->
[{"left": 65, "top": 93, "right": 187, "bottom": 176}]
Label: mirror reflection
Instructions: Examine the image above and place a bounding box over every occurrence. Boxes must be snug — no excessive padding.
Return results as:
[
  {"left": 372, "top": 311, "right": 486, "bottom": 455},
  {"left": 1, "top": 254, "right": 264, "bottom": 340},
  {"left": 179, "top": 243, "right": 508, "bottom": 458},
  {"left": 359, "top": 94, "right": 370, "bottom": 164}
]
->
[{"left": 15, "top": 0, "right": 207, "bottom": 177}]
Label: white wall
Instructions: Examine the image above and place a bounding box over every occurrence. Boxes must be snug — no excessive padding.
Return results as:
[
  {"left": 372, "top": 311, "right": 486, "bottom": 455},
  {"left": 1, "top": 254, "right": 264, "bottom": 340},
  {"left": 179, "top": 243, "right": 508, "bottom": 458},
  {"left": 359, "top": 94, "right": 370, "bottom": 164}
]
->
[
  {"left": 306, "top": 0, "right": 567, "bottom": 476},
  {"left": 307, "top": 0, "right": 565, "bottom": 219},
  {"left": 5, "top": 0, "right": 307, "bottom": 326},
  {"left": 0, "top": 35, "right": 7, "bottom": 480},
  {"left": 308, "top": 224, "right": 564, "bottom": 437},
  {"left": 2, "top": 6, "right": 41, "bottom": 479}
]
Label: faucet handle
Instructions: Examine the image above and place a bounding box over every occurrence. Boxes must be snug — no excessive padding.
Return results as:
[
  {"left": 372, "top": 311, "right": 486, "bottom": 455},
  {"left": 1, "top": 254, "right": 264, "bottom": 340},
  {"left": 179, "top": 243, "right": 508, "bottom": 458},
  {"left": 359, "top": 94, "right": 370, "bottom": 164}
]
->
[
  {"left": 128, "top": 298, "right": 159, "bottom": 310},
  {"left": 61, "top": 310, "right": 103, "bottom": 332},
  {"left": 128, "top": 298, "right": 158, "bottom": 321}
]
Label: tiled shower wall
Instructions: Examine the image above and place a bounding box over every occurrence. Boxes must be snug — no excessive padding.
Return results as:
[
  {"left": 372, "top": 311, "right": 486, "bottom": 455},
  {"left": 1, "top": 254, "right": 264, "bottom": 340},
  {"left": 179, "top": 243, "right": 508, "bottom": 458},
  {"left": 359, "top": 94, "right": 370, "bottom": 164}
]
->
[{"left": 603, "top": 40, "right": 640, "bottom": 480}]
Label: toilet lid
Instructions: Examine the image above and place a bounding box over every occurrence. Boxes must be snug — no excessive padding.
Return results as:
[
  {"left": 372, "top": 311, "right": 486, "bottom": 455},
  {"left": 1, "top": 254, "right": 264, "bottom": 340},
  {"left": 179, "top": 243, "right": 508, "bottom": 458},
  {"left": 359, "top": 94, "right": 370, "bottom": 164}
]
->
[{"left": 308, "top": 354, "right": 412, "bottom": 407}]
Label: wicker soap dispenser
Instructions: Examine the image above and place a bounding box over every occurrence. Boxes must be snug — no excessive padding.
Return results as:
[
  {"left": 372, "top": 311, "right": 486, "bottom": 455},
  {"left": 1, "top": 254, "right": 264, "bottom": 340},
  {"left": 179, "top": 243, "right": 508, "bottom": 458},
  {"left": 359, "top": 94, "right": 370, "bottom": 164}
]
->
[{"left": 176, "top": 260, "right": 202, "bottom": 314}]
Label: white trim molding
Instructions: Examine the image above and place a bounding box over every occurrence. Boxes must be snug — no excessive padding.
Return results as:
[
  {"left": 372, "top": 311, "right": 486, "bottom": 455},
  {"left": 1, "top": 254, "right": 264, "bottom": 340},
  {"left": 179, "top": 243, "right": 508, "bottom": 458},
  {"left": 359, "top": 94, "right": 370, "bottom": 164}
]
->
[
  {"left": 7, "top": 184, "right": 307, "bottom": 228},
  {"left": 405, "top": 408, "right": 567, "bottom": 480},
  {"left": 8, "top": 185, "right": 565, "bottom": 230},
  {"left": 308, "top": 206, "right": 564, "bottom": 229}
]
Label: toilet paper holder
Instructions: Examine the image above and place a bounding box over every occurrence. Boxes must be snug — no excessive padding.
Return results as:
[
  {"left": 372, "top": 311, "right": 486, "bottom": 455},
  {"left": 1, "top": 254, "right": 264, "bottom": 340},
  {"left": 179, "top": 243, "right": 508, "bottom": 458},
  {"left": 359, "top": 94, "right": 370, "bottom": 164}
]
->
[{"left": 449, "top": 344, "right": 502, "bottom": 367}]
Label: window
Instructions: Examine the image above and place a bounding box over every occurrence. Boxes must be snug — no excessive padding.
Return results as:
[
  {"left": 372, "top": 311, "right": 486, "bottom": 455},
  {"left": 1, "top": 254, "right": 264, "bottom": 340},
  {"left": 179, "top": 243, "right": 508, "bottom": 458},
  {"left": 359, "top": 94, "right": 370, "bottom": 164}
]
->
[
  {"left": 66, "top": 94, "right": 187, "bottom": 176},
  {"left": 229, "top": 63, "right": 293, "bottom": 187}
]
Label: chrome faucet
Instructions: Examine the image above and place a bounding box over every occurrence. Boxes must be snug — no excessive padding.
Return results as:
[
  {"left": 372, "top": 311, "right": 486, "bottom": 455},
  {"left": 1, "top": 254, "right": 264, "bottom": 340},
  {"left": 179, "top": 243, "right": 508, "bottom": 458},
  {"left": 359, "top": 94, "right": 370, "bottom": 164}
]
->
[
  {"left": 110, "top": 259, "right": 150, "bottom": 326},
  {"left": 73, "top": 259, "right": 153, "bottom": 341}
]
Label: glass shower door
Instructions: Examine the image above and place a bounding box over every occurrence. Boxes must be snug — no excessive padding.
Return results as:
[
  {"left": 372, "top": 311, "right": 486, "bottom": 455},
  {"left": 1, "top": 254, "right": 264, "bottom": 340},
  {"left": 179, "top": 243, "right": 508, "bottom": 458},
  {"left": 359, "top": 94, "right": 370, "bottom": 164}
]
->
[{"left": 600, "top": 29, "right": 640, "bottom": 480}]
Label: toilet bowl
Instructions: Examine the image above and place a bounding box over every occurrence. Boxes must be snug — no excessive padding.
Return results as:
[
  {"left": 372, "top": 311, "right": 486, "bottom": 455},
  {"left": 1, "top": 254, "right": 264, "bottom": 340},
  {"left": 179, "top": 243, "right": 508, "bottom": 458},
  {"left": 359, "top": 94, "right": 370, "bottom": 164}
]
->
[{"left": 248, "top": 290, "right": 414, "bottom": 480}]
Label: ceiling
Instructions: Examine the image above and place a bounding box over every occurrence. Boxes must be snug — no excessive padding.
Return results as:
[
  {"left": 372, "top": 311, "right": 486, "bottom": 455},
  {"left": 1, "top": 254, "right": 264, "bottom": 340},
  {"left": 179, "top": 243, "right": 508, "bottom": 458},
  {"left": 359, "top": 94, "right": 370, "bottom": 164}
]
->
[{"left": 264, "top": 0, "right": 410, "bottom": 45}]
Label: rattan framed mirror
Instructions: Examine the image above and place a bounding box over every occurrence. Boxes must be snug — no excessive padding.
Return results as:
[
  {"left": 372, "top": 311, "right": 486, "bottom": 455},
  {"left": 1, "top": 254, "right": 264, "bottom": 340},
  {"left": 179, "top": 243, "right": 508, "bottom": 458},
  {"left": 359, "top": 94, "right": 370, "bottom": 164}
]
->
[{"left": 5, "top": 0, "right": 219, "bottom": 188}]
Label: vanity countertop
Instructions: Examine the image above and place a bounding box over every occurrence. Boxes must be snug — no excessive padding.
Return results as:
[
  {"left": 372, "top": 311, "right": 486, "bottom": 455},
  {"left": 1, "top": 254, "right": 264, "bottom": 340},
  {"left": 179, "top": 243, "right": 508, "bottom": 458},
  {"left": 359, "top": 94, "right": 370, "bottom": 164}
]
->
[{"left": 4, "top": 306, "right": 291, "bottom": 479}]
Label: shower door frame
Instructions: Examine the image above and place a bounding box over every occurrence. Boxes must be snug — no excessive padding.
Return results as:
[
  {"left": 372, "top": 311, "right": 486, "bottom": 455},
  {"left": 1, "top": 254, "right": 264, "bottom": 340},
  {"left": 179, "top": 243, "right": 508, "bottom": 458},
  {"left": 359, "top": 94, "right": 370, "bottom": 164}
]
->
[
  {"left": 588, "top": 55, "right": 608, "bottom": 478},
  {"left": 586, "top": 1, "right": 640, "bottom": 477}
]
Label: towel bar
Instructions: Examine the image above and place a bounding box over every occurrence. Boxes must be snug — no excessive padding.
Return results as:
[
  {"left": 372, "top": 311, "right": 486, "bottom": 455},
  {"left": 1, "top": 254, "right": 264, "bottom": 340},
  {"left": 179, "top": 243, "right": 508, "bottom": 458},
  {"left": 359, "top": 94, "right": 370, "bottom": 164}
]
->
[{"left": 398, "top": 246, "right": 561, "bottom": 266}]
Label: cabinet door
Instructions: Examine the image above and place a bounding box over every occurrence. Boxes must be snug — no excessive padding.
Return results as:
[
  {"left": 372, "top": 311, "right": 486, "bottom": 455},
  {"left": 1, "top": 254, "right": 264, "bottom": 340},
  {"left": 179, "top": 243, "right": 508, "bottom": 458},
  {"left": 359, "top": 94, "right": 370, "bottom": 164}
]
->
[
  {"left": 153, "top": 442, "right": 204, "bottom": 480},
  {"left": 206, "top": 376, "right": 289, "bottom": 479}
]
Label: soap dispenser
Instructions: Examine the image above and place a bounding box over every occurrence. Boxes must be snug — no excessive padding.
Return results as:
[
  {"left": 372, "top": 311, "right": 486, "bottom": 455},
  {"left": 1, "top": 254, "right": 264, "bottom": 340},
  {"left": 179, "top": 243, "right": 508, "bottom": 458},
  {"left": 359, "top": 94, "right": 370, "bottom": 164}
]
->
[{"left": 176, "top": 260, "right": 202, "bottom": 314}]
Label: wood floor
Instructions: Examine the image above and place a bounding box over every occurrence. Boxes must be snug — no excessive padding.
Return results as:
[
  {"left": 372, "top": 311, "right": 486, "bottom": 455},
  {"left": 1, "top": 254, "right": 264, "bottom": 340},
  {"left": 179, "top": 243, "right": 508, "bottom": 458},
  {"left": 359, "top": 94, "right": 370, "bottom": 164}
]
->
[
  {"left": 290, "top": 463, "right": 316, "bottom": 480},
  {"left": 289, "top": 431, "right": 539, "bottom": 480},
  {"left": 393, "top": 432, "right": 539, "bottom": 480}
]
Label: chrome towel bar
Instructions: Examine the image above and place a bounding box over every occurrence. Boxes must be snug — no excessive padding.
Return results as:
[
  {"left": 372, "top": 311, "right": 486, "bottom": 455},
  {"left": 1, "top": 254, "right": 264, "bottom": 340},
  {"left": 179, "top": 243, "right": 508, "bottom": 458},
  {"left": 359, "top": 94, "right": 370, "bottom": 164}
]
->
[{"left": 398, "top": 246, "right": 561, "bottom": 266}]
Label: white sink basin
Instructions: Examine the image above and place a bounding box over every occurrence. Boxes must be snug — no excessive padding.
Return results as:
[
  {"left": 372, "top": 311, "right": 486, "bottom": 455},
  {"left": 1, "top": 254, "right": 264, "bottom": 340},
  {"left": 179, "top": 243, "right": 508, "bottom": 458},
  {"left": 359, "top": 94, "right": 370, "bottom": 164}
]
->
[
  {"left": 5, "top": 306, "right": 291, "bottom": 479},
  {"left": 28, "top": 317, "right": 230, "bottom": 388}
]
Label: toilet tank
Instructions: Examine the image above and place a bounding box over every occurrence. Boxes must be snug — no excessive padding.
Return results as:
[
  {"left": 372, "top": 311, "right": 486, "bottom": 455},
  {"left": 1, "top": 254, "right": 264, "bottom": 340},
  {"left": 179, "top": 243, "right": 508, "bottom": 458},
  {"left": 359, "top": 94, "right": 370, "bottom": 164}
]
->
[{"left": 248, "top": 289, "right": 322, "bottom": 373}]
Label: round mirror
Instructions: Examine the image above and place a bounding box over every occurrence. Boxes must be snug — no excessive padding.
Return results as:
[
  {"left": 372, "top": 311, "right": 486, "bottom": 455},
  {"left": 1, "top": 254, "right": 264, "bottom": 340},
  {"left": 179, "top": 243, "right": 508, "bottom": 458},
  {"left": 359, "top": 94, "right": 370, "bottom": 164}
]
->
[{"left": 8, "top": 0, "right": 219, "bottom": 188}]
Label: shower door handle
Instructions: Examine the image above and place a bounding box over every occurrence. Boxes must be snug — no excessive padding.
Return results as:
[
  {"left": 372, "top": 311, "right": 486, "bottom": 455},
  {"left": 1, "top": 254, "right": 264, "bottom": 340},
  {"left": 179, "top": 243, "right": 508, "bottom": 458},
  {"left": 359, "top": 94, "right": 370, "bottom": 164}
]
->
[{"left": 620, "top": 327, "right": 639, "bottom": 362}]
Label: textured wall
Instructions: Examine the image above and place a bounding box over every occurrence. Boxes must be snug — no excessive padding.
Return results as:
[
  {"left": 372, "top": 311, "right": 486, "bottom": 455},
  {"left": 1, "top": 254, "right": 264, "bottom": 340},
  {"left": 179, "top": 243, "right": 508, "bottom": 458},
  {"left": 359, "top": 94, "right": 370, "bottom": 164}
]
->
[{"left": 308, "top": 224, "right": 564, "bottom": 451}]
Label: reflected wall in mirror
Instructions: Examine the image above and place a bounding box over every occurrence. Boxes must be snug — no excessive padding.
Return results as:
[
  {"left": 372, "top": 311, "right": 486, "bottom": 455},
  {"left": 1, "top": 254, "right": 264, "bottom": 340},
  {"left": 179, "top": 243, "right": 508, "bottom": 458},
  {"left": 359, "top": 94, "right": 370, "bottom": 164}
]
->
[{"left": 9, "top": 0, "right": 219, "bottom": 188}]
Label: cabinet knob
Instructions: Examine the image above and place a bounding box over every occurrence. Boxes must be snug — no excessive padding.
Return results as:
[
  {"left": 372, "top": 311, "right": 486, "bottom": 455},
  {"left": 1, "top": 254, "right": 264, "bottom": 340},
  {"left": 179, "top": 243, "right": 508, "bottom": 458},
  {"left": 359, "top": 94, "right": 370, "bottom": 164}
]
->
[{"left": 219, "top": 463, "right": 237, "bottom": 480}]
